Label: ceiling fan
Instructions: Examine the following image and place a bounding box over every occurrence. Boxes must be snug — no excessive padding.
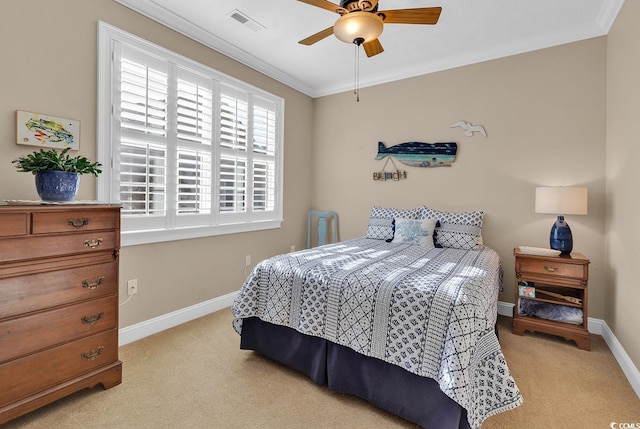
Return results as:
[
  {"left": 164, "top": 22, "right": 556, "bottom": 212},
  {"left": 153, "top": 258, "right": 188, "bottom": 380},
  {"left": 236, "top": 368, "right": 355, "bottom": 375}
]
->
[{"left": 298, "top": 0, "right": 442, "bottom": 57}]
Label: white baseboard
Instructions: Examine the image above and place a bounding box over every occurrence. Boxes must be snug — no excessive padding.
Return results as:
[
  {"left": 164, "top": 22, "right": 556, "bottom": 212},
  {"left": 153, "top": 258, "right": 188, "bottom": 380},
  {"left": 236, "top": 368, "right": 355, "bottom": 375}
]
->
[
  {"left": 589, "top": 318, "right": 640, "bottom": 399},
  {"left": 118, "top": 291, "right": 238, "bottom": 346},
  {"left": 118, "top": 296, "right": 639, "bottom": 400},
  {"left": 497, "top": 300, "right": 640, "bottom": 399},
  {"left": 498, "top": 301, "right": 514, "bottom": 317}
]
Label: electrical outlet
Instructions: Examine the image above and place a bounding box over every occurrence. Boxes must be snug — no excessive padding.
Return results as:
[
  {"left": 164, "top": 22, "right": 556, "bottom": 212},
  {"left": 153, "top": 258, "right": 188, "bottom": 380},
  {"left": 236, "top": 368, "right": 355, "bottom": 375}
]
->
[
  {"left": 127, "top": 279, "right": 138, "bottom": 296},
  {"left": 290, "top": 245, "right": 296, "bottom": 252},
  {"left": 245, "top": 255, "right": 251, "bottom": 266}
]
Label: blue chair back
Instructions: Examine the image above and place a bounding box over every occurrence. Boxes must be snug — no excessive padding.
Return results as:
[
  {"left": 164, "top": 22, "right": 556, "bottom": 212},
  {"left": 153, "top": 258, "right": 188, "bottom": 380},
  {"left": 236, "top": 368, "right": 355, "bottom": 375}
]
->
[{"left": 307, "top": 210, "right": 339, "bottom": 248}]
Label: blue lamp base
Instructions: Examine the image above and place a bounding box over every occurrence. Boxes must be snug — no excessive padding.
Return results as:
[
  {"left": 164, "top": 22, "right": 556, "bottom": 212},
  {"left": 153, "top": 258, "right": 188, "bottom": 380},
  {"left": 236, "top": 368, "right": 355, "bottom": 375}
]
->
[{"left": 550, "top": 215, "right": 573, "bottom": 254}]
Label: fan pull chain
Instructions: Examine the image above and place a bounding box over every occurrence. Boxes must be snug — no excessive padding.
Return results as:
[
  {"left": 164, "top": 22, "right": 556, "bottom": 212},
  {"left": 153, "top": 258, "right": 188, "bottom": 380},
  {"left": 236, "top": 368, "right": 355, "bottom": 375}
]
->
[
  {"left": 354, "top": 38, "right": 363, "bottom": 102},
  {"left": 353, "top": 42, "right": 358, "bottom": 102}
]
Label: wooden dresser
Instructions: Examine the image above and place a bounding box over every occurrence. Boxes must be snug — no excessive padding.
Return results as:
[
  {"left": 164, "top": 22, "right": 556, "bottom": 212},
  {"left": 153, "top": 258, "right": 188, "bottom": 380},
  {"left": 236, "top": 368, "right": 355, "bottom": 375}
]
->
[
  {"left": 0, "top": 204, "right": 122, "bottom": 424},
  {"left": 512, "top": 248, "right": 590, "bottom": 350}
]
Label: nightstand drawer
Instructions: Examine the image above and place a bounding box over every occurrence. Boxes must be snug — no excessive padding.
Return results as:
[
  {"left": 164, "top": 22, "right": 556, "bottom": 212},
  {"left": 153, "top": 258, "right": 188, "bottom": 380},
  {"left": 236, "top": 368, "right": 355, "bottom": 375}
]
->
[
  {"left": 32, "top": 210, "right": 119, "bottom": 234},
  {"left": 518, "top": 258, "right": 586, "bottom": 280},
  {"left": 0, "top": 296, "right": 117, "bottom": 363}
]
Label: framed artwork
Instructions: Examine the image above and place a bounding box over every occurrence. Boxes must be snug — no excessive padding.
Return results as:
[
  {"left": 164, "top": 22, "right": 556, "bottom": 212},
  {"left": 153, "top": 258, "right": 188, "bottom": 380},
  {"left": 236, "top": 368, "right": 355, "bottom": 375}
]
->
[{"left": 16, "top": 110, "right": 80, "bottom": 150}]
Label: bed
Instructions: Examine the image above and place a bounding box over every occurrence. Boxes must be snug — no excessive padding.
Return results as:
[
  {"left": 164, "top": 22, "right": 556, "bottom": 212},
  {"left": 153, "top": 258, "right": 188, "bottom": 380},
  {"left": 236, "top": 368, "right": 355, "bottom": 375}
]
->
[{"left": 232, "top": 206, "right": 523, "bottom": 428}]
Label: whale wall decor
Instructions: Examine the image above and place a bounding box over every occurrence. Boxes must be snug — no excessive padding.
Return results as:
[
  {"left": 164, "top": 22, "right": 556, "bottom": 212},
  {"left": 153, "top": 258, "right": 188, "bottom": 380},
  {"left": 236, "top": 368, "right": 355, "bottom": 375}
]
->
[{"left": 375, "top": 141, "right": 457, "bottom": 168}]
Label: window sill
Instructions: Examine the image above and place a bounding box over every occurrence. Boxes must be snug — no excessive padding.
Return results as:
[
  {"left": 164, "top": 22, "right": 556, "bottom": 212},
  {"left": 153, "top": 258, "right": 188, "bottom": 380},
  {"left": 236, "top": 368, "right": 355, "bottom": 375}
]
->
[{"left": 121, "top": 219, "right": 284, "bottom": 247}]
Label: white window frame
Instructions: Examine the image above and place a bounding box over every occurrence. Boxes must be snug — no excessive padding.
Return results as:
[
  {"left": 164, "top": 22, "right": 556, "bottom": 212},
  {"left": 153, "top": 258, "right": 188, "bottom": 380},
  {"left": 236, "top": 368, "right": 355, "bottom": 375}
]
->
[{"left": 97, "top": 22, "right": 284, "bottom": 246}]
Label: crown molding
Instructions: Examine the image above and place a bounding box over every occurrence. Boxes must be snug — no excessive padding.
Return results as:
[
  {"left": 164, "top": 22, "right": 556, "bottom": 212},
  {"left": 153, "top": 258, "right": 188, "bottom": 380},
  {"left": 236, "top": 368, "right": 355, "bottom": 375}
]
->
[
  {"left": 115, "top": 0, "right": 623, "bottom": 99},
  {"left": 114, "top": 0, "right": 315, "bottom": 96},
  {"left": 314, "top": 20, "right": 609, "bottom": 97},
  {"left": 597, "top": 0, "right": 626, "bottom": 33}
]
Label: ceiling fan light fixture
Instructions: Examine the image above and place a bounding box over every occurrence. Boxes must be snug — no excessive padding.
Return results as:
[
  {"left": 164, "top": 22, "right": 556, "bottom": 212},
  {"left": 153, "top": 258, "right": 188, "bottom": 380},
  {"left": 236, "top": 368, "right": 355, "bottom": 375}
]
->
[{"left": 333, "top": 11, "right": 383, "bottom": 44}]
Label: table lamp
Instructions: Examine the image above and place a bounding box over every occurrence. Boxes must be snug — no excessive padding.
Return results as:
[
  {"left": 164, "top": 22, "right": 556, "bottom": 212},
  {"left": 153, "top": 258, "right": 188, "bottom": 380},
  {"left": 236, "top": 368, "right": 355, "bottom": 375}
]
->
[{"left": 535, "top": 187, "right": 588, "bottom": 254}]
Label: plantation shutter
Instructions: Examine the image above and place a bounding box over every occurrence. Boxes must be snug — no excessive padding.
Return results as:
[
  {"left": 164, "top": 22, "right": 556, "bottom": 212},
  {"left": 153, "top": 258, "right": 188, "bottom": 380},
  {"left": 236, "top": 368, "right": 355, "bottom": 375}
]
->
[
  {"left": 101, "top": 24, "right": 284, "bottom": 243},
  {"left": 117, "top": 44, "right": 169, "bottom": 231},
  {"left": 251, "top": 98, "right": 278, "bottom": 218},
  {"left": 218, "top": 85, "right": 249, "bottom": 222},
  {"left": 174, "top": 68, "right": 214, "bottom": 227}
]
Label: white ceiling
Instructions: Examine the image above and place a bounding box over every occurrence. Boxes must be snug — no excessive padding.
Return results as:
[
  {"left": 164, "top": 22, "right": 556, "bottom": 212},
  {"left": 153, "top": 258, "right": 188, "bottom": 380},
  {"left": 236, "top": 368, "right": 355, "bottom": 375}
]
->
[{"left": 115, "top": 0, "right": 624, "bottom": 98}]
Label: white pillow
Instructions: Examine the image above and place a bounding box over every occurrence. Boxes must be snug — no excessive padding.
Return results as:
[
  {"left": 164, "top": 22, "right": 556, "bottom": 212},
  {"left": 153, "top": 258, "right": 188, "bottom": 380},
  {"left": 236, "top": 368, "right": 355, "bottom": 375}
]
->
[
  {"left": 366, "top": 217, "right": 394, "bottom": 241},
  {"left": 421, "top": 206, "right": 484, "bottom": 250},
  {"left": 435, "top": 223, "right": 483, "bottom": 250},
  {"left": 370, "top": 206, "right": 422, "bottom": 220},
  {"left": 391, "top": 218, "right": 437, "bottom": 248}
]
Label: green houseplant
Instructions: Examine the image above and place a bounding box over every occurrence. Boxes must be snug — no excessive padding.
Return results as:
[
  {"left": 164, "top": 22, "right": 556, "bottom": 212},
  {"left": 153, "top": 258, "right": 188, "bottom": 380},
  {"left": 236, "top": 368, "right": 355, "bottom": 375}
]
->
[{"left": 13, "top": 147, "right": 102, "bottom": 201}]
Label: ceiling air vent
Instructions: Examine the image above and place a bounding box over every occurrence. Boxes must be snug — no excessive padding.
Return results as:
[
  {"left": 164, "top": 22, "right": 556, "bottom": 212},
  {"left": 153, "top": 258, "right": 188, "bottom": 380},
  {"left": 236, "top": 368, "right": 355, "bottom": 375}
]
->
[{"left": 228, "top": 9, "right": 265, "bottom": 32}]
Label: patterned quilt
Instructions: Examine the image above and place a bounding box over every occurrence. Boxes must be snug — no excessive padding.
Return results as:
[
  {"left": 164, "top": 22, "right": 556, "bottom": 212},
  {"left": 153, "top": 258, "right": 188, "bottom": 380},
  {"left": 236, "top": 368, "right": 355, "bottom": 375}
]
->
[{"left": 232, "top": 238, "right": 523, "bottom": 428}]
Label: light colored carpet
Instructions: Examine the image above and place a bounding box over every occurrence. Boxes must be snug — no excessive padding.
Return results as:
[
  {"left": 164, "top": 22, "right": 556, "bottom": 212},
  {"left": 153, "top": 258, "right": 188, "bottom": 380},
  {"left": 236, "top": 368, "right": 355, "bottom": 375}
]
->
[{"left": 3, "top": 311, "right": 639, "bottom": 428}]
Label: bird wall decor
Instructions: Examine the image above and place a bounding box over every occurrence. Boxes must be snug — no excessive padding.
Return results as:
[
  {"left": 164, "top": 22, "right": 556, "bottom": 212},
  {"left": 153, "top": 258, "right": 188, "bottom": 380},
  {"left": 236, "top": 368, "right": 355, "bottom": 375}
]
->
[{"left": 450, "top": 120, "right": 487, "bottom": 137}]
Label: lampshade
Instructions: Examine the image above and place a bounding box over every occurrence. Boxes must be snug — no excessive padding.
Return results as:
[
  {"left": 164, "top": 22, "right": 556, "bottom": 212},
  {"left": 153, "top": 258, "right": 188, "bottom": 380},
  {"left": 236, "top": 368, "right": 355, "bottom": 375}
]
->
[
  {"left": 535, "top": 187, "right": 588, "bottom": 215},
  {"left": 535, "top": 186, "right": 588, "bottom": 254},
  {"left": 333, "top": 12, "right": 383, "bottom": 44}
]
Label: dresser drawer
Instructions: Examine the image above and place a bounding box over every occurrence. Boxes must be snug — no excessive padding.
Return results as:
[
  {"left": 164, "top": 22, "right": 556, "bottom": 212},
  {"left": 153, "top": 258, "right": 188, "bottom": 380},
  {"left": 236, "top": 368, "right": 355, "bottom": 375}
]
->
[
  {"left": 0, "top": 231, "right": 117, "bottom": 263},
  {"left": 517, "top": 258, "right": 586, "bottom": 280},
  {"left": 0, "top": 261, "right": 117, "bottom": 319},
  {"left": 0, "top": 329, "right": 118, "bottom": 407},
  {"left": 0, "top": 296, "right": 117, "bottom": 363},
  {"left": 32, "top": 209, "right": 119, "bottom": 235},
  {"left": 0, "top": 213, "right": 28, "bottom": 237}
]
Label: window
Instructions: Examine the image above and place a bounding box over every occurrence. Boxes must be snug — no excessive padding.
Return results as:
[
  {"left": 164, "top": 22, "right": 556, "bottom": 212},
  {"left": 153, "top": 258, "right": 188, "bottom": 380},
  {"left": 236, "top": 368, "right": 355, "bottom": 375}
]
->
[{"left": 98, "top": 23, "right": 283, "bottom": 246}]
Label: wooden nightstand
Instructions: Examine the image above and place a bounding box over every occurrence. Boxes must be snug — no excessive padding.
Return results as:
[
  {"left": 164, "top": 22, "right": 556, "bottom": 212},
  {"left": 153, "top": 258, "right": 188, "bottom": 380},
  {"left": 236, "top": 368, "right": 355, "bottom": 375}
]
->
[{"left": 512, "top": 248, "right": 590, "bottom": 350}]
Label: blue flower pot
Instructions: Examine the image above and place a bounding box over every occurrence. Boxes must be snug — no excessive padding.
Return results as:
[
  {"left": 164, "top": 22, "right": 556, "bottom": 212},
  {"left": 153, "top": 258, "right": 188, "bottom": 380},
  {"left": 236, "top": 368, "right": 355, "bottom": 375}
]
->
[{"left": 35, "top": 171, "right": 80, "bottom": 202}]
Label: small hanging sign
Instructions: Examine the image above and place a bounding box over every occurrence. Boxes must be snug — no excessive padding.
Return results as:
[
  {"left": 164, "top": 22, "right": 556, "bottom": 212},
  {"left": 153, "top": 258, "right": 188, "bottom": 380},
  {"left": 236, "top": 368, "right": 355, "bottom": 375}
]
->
[{"left": 373, "top": 157, "right": 407, "bottom": 181}]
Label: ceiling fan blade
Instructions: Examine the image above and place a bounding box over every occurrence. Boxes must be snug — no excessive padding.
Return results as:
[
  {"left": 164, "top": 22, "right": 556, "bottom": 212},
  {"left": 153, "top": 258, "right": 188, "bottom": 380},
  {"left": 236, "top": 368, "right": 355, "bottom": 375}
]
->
[
  {"left": 378, "top": 7, "right": 442, "bottom": 25},
  {"left": 363, "top": 39, "right": 384, "bottom": 57},
  {"left": 299, "top": 27, "right": 335, "bottom": 46},
  {"left": 297, "top": 0, "right": 348, "bottom": 15}
]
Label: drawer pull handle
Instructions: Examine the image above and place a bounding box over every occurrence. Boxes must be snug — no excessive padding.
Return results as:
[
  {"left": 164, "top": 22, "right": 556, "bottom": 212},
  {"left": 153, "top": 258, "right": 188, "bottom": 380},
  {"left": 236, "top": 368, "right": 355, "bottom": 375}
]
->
[
  {"left": 81, "top": 346, "right": 105, "bottom": 361},
  {"left": 81, "top": 312, "right": 105, "bottom": 326},
  {"left": 82, "top": 277, "right": 105, "bottom": 290},
  {"left": 544, "top": 265, "right": 558, "bottom": 272},
  {"left": 83, "top": 238, "right": 104, "bottom": 249},
  {"left": 68, "top": 218, "right": 90, "bottom": 228}
]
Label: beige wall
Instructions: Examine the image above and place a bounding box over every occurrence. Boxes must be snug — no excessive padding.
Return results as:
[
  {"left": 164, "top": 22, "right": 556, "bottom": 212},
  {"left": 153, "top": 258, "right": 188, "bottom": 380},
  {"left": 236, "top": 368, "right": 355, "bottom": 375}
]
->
[
  {"left": 0, "top": 1, "right": 314, "bottom": 327},
  {"left": 606, "top": 0, "right": 640, "bottom": 370},
  {"left": 312, "top": 38, "right": 608, "bottom": 317},
  {"left": 1, "top": 1, "right": 637, "bottom": 373}
]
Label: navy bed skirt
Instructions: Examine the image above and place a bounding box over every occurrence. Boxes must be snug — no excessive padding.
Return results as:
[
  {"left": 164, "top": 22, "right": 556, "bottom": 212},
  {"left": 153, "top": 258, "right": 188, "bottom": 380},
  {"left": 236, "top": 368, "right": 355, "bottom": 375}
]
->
[{"left": 240, "top": 317, "right": 470, "bottom": 429}]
